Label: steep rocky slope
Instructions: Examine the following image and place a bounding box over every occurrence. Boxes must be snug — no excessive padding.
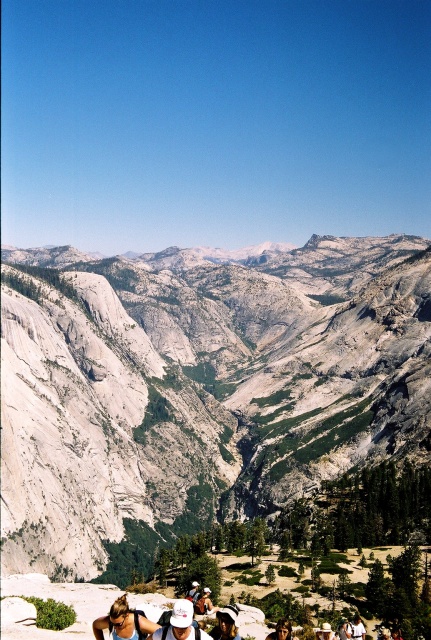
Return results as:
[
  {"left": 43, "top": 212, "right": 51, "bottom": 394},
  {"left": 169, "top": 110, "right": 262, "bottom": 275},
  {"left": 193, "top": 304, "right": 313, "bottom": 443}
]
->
[
  {"left": 222, "top": 248, "right": 431, "bottom": 516},
  {"left": 1, "top": 266, "right": 239, "bottom": 579},
  {"left": 1, "top": 235, "right": 430, "bottom": 581}
]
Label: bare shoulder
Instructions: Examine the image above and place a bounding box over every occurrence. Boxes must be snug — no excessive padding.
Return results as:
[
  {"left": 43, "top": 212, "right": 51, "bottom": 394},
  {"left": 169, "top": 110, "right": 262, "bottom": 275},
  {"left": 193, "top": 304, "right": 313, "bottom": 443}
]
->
[
  {"left": 92, "top": 615, "right": 109, "bottom": 629},
  {"left": 138, "top": 615, "right": 161, "bottom": 634}
]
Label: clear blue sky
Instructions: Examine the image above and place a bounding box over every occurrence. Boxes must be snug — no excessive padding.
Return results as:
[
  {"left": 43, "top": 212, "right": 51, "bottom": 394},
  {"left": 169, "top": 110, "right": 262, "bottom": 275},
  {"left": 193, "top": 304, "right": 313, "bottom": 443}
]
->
[{"left": 2, "top": 0, "right": 430, "bottom": 255}]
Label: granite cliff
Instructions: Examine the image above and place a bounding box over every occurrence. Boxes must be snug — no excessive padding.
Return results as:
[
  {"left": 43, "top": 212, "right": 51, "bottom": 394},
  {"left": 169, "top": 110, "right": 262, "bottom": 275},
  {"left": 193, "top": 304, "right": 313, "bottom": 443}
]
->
[{"left": 1, "top": 234, "right": 430, "bottom": 580}]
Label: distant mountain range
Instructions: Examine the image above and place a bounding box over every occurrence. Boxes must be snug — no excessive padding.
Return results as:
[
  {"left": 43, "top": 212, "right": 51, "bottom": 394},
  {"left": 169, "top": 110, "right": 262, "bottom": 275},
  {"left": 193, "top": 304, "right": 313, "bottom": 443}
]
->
[
  {"left": 1, "top": 233, "right": 430, "bottom": 581},
  {"left": 1, "top": 240, "right": 297, "bottom": 269}
]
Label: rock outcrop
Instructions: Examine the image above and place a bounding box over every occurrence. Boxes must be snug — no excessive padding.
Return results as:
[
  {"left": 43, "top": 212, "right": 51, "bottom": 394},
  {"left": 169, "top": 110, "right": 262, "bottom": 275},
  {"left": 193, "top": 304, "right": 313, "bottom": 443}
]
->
[{"left": 1, "top": 235, "right": 430, "bottom": 579}]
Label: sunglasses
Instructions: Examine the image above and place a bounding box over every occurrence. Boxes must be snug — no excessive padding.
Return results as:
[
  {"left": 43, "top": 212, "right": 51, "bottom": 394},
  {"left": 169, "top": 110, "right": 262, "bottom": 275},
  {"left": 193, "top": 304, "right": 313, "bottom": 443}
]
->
[{"left": 111, "top": 615, "right": 127, "bottom": 628}]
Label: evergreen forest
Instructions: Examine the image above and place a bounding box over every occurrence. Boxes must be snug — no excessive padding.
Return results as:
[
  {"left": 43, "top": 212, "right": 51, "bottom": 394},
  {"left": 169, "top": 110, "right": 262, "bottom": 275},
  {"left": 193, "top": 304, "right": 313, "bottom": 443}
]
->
[{"left": 94, "top": 461, "right": 431, "bottom": 639}]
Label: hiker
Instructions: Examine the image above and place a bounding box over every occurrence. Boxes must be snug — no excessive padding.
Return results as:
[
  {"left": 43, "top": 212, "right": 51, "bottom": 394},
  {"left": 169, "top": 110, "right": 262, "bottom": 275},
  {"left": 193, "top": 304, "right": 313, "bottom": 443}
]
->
[
  {"left": 210, "top": 605, "right": 241, "bottom": 640},
  {"left": 338, "top": 618, "right": 352, "bottom": 640},
  {"left": 265, "top": 617, "right": 299, "bottom": 640},
  {"left": 315, "top": 622, "right": 336, "bottom": 640},
  {"left": 391, "top": 629, "right": 403, "bottom": 640},
  {"left": 92, "top": 593, "right": 160, "bottom": 640},
  {"left": 148, "top": 599, "right": 212, "bottom": 640},
  {"left": 350, "top": 615, "right": 366, "bottom": 640},
  {"left": 194, "top": 588, "right": 217, "bottom": 616},
  {"left": 187, "top": 581, "right": 200, "bottom": 601}
]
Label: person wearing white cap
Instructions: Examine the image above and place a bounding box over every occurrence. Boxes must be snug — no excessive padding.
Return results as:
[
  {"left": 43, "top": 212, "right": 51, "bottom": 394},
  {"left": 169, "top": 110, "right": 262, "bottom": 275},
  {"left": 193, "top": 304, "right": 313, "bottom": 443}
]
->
[
  {"left": 186, "top": 581, "right": 201, "bottom": 603},
  {"left": 315, "top": 622, "right": 336, "bottom": 640},
  {"left": 148, "top": 599, "right": 212, "bottom": 640},
  {"left": 209, "top": 605, "right": 241, "bottom": 640},
  {"left": 194, "top": 588, "right": 218, "bottom": 615}
]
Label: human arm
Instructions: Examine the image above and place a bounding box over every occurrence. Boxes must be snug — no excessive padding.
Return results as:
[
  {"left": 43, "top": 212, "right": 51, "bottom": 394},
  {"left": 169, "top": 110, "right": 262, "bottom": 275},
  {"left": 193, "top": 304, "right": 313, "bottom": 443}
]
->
[
  {"left": 138, "top": 615, "right": 161, "bottom": 635},
  {"left": 205, "top": 600, "right": 219, "bottom": 613},
  {"left": 92, "top": 615, "right": 109, "bottom": 640}
]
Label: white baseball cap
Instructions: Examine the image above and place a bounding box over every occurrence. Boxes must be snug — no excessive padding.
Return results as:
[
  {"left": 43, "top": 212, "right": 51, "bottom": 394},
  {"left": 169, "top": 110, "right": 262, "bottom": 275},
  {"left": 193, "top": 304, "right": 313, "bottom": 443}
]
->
[
  {"left": 170, "top": 599, "right": 193, "bottom": 628},
  {"left": 203, "top": 587, "right": 211, "bottom": 593},
  {"left": 192, "top": 581, "right": 199, "bottom": 587}
]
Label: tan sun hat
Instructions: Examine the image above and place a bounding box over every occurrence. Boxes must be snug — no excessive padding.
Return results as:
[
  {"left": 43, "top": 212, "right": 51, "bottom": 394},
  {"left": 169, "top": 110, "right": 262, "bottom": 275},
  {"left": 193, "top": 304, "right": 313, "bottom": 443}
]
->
[{"left": 321, "top": 623, "right": 332, "bottom": 632}]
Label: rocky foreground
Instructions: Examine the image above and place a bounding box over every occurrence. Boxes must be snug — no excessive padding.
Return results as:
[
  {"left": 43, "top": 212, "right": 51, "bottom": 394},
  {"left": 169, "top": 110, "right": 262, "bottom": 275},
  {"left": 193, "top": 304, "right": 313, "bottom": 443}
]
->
[{"left": 1, "top": 573, "right": 271, "bottom": 640}]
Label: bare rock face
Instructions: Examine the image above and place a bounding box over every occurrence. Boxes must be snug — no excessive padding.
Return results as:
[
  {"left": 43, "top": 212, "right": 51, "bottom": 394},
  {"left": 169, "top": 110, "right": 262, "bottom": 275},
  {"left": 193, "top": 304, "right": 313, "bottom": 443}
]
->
[
  {"left": 1, "top": 266, "right": 240, "bottom": 579},
  {"left": 1, "top": 235, "right": 430, "bottom": 578},
  {"left": 223, "top": 249, "right": 431, "bottom": 515},
  {"left": 0, "top": 574, "right": 272, "bottom": 640}
]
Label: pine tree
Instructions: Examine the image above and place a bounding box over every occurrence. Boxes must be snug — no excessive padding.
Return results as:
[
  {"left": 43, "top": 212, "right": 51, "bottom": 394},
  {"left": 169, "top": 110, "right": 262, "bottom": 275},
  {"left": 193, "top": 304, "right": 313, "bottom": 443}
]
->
[
  {"left": 245, "top": 519, "right": 266, "bottom": 567},
  {"left": 174, "top": 553, "right": 222, "bottom": 603},
  {"left": 365, "top": 559, "right": 387, "bottom": 616},
  {"left": 337, "top": 571, "right": 352, "bottom": 599},
  {"left": 156, "top": 548, "right": 171, "bottom": 587},
  {"left": 385, "top": 546, "right": 422, "bottom": 630},
  {"left": 359, "top": 554, "right": 367, "bottom": 568},
  {"left": 214, "top": 525, "right": 224, "bottom": 554},
  {"left": 278, "top": 530, "right": 292, "bottom": 561},
  {"left": 265, "top": 564, "right": 276, "bottom": 585}
]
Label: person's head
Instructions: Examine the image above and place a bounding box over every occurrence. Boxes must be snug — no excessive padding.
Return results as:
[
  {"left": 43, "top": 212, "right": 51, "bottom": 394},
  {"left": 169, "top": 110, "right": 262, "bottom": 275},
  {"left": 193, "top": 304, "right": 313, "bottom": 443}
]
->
[
  {"left": 321, "top": 622, "right": 332, "bottom": 637},
  {"left": 216, "top": 605, "right": 240, "bottom": 638},
  {"left": 381, "top": 629, "right": 391, "bottom": 639},
  {"left": 353, "top": 615, "right": 361, "bottom": 624},
  {"left": 203, "top": 588, "right": 211, "bottom": 597},
  {"left": 275, "top": 618, "right": 292, "bottom": 640},
  {"left": 109, "top": 594, "right": 130, "bottom": 630},
  {"left": 170, "top": 599, "right": 194, "bottom": 640},
  {"left": 192, "top": 581, "right": 200, "bottom": 588}
]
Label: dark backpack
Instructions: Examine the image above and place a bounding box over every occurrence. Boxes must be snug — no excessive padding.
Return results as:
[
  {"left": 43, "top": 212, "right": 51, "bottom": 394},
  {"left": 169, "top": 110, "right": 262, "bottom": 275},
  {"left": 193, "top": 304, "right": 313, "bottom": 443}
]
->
[
  {"left": 109, "top": 610, "right": 148, "bottom": 640},
  {"left": 186, "top": 592, "right": 201, "bottom": 604},
  {"left": 157, "top": 611, "right": 199, "bottom": 631}
]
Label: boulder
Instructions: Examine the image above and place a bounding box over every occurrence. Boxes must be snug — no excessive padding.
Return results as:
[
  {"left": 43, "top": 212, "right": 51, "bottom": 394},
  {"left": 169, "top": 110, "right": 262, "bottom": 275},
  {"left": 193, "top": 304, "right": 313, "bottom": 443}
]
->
[{"left": 1, "top": 596, "right": 37, "bottom": 627}]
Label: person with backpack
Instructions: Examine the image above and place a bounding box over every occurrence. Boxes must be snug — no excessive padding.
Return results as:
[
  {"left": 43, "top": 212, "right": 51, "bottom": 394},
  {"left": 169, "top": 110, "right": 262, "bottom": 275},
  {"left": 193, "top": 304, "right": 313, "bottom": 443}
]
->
[
  {"left": 338, "top": 618, "right": 352, "bottom": 640},
  {"left": 194, "top": 588, "right": 217, "bottom": 616},
  {"left": 148, "top": 599, "right": 212, "bottom": 640},
  {"left": 92, "top": 593, "right": 161, "bottom": 640},
  {"left": 350, "top": 615, "right": 366, "bottom": 640},
  {"left": 186, "top": 581, "right": 200, "bottom": 602}
]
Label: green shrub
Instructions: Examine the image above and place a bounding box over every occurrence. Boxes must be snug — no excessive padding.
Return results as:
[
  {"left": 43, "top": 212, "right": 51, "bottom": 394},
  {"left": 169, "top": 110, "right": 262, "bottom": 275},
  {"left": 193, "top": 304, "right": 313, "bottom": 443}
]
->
[
  {"left": 278, "top": 565, "right": 298, "bottom": 577},
  {"left": 225, "top": 561, "right": 254, "bottom": 572},
  {"left": 237, "top": 571, "right": 264, "bottom": 585},
  {"left": 318, "top": 557, "right": 352, "bottom": 574},
  {"left": 252, "top": 388, "right": 292, "bottom": 408},
  {"left": 291, "top": 585, "right": 310, "bottom": 594},
  {"left": 24, "top": 596, "right": 76, "bottom": 630}
]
